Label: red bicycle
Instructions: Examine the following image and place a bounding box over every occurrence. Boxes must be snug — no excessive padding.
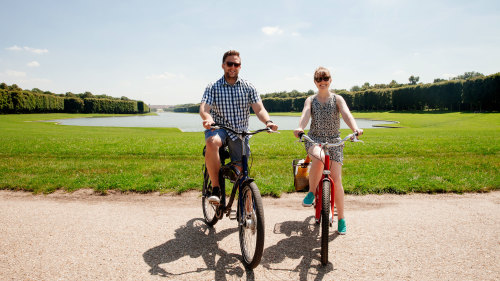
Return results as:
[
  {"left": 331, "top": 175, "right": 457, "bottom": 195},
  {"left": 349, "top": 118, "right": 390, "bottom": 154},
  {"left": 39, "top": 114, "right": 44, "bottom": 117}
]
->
[{"left": 297, "top": 131, "right": 362, "bottom": 265}]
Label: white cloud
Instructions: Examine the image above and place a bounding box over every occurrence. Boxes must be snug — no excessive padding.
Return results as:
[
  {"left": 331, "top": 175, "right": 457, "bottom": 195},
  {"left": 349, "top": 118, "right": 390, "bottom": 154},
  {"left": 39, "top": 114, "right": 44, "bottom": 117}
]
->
[
  {"left": 27, "top": 61, "right": 40, "bottom": 67},
  {"left": 291, "top": 32, "right": 301, "bottom": 37},
  {"left": 262, "top": 26, "right": 284, "bottom": 36},
  {"left": 5, "top": 70, "right": 27, "bottom": 77},
  {"left": 6, "top": 45, "right": 22, "bottom": 51},
  {"left": 24, "top": 47, "right": 49, "bottom": 54},
  {"left": 6, "top": 45, "right": 48, "bottom": 54},
  {"left": 146, "top": 72, "right": 185, "bottom": 80}
]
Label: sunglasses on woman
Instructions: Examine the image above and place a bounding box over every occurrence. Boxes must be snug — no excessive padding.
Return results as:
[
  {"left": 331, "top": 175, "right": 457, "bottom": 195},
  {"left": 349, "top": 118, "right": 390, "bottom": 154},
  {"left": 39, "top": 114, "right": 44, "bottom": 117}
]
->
[
  {"left": 226, "top": 62, "right": 241, "bottom": 67},
  {"left": 315, "top": 76, "right": 330, "bottom": 82}
]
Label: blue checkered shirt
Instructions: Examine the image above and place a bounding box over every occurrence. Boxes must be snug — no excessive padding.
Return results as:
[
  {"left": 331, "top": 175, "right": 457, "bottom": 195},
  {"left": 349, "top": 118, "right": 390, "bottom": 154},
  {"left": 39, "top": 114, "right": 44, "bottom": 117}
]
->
[{"left": 201, "top": 76, "right": 261, "bottom": 141}]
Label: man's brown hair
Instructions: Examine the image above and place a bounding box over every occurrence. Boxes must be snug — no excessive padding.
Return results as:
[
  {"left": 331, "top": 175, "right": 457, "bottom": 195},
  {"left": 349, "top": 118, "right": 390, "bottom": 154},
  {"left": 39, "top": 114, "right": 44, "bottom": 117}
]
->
[{"left": 222, "top": 50, "right": 240, "bottom": 63}]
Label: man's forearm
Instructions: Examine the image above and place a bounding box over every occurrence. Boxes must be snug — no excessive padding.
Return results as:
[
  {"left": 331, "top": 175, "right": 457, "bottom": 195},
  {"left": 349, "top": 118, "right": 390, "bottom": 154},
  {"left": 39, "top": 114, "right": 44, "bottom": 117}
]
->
[
  {"left": 199, "top": 103, "right": 213, "bottom": 121},
  {"left": 252, "top": 102, "right": 271, "bottom": 124},
  {"left": 256, "top": 111, "right": 271, "bottom": 124}
]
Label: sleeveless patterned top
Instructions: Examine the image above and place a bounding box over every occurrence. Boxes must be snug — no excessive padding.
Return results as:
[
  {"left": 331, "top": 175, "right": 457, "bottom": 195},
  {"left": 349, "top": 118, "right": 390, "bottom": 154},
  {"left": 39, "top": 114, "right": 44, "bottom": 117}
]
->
[{"left": 305, "top": 94, "right": 344, "bottom": 164}]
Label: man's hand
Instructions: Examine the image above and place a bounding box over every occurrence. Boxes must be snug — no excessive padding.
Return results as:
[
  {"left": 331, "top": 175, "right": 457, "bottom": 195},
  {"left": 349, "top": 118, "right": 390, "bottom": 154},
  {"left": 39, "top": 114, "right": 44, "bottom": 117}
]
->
[
  {"left": 266, "top": 122, "right": 278, "bottom": 131},
  {"left": 202, "top": 120, "right": 214, "bottom": 130}
]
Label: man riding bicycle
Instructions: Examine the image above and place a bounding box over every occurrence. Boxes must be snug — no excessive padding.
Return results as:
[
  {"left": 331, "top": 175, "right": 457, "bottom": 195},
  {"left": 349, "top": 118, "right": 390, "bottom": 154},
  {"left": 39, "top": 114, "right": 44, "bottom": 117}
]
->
[{"left": 199, "top": 50, "right": 278, "bottom": 205}]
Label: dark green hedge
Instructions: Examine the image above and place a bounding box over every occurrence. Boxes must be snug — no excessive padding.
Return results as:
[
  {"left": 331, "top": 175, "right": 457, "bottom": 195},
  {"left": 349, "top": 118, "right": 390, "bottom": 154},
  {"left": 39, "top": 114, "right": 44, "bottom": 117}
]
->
[
  {"left": 83, "top": 98, "right": 138, "bottom": 113},
  {"left": 463, "top": 73, "right": 500, "bottom": 111},
  {"left": 162, "top": 73, "right": 500, "bottom": 113},
  {"left": 259, "top": 72, "right": 499, "bottom": 112},
  {"left": 0, "top": 89, "right": 14, "bottom": 112},
  {"left": 0, "top": 86, "right": 149, "bottom": 114},
  {"left": 137, "top": 101, "right": 149, "bottom": 113},
  {"left": 64, "top": 97, "right": 85, "bottom": 113},
  {"left": 0, "top": 90, "right": 64, "bottom": 113}
]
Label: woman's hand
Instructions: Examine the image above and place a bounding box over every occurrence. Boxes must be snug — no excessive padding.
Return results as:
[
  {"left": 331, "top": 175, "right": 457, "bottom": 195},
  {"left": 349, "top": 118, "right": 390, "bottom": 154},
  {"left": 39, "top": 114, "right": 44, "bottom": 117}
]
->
[
  {"left": 293, "top": 128, "right": 304, "bottom": 138},
  {"left": 351, "top": 128, "right": 363, "bottom": 140}
]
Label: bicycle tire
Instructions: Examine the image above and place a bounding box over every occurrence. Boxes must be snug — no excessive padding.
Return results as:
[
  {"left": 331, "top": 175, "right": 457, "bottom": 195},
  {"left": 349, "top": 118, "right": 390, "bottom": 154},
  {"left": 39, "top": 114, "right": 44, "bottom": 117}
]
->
[
  {"left": 238, "top": 182, "right": 265, "bottom": 269},
  {"left": 202, "top": 167, "right": 219, "bottom": 226},
  {"left": 321, "top": 180, "right": 330, "bottom": 265}
]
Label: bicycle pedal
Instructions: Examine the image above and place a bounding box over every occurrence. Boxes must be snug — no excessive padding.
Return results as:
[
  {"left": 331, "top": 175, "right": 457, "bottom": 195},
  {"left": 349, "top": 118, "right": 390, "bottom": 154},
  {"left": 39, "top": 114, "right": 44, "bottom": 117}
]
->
[{"left": 228, "top": 210, "right": 237, "bottom": 220}]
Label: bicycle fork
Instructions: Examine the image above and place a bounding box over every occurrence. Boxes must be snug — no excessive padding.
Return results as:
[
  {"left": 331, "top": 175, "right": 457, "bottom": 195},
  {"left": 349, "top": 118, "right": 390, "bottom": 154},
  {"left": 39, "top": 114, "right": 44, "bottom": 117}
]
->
[{"left": 315, "top": 151, "right": 335, "bottom": 224}]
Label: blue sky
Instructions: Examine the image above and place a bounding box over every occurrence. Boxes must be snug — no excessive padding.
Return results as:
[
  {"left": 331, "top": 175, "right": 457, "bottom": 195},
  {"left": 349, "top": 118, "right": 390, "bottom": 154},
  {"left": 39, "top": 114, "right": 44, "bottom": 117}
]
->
[{"left": 1, "top": 0, "right": 499, "bottom": 105}]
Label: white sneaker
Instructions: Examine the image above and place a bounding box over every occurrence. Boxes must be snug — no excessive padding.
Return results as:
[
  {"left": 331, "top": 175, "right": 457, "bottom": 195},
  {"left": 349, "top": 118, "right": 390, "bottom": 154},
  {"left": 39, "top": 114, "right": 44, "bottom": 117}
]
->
[
  {"left": 207, "top": 187, "right": 221, "bottom": 205},
  {"left": 208, "top": 195, "right": 220, "bottom": 205}
]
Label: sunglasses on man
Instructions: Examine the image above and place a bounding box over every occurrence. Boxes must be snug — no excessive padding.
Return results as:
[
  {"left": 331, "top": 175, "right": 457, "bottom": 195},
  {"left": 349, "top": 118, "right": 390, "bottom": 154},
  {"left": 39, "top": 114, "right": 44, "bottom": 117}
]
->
[
  {"left": 226, "top": 62, "right": 241, "bottom": 67},
  {"left": 314, "top": 76, "right": 330, "bottom": 82}
]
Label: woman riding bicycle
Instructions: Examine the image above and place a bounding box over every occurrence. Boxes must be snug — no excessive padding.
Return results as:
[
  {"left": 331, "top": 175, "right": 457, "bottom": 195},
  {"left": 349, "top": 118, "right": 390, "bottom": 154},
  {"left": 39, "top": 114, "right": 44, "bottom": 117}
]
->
[{"left": 293, "top": 66, "right": 363, "bottom": 235}]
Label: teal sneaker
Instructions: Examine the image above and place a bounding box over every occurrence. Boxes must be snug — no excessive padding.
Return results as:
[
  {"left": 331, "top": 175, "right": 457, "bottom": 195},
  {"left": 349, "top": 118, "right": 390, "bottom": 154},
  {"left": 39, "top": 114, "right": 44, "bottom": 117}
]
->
[
  {"left": 302, "top": 192, "right": 314, "bottom": 207},
  {"left": 338, "top": 218, "right": 346, "bottom": 235}
]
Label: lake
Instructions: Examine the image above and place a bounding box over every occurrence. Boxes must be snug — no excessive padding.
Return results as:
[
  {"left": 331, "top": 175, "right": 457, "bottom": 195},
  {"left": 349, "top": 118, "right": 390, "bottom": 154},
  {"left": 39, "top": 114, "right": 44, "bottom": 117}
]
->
[{"left": 50, "top": 112, "right": 396, "bottom": 131}]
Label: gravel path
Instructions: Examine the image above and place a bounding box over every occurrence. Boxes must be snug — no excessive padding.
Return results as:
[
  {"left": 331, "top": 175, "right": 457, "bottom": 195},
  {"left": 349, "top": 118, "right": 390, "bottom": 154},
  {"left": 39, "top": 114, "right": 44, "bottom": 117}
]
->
[{"left": 1, "top": 190, "right": 499, "bottom": 281}]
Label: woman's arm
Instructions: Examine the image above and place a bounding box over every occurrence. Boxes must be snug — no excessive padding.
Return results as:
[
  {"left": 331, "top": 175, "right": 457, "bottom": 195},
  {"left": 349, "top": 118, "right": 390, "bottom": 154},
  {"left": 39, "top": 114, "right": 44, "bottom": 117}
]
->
[
  {"left": 336, "top": 95, "right": 363, "bottom": 136},
  {"left": 293, "top": 96, "right": 313, "bottom": 138}
]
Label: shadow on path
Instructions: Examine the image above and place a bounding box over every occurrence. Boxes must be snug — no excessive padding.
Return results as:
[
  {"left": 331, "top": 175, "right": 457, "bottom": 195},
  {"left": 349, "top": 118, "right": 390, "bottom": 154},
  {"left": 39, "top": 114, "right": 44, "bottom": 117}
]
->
[
  {"left": 143, "top": 218, "right": 255, "bottom": 280},
  {"left": 262, "top": 216, "right": 339, "bottom": 281}
]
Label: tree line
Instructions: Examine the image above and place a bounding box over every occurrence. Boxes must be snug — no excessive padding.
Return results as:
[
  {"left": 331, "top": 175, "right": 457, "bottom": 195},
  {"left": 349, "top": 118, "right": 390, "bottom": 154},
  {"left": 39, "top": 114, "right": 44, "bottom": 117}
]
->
[
  {"left": 0, "top": 83, "right": 149, "bottom": 114},
  {"left": 345, "top": 72, "right": 498, "bottom": 111},
  {"left": 171, "top": 71, "right": 499, "bottom": 113}
]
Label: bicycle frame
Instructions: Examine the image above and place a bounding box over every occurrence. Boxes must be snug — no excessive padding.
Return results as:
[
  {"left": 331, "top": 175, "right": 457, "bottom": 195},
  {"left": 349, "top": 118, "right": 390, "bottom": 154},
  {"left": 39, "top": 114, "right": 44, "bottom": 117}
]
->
[
  {"left": 315, "top": 145, "right": 334, "bottom": 223},
  {"left": 211, "top": 124, "right": 275, "bottom": 219},
  {"left": 202, "top": 123, "right": 277, "bottom": 269},
  {"left": 297, "top": 131, "right": 362, "bottom": 265},
  {"left": 221, "top": 136, "right": 252, "bottom": 220},
  {"left": 299, "top": 132, "right": 362, "bottom": 222}
]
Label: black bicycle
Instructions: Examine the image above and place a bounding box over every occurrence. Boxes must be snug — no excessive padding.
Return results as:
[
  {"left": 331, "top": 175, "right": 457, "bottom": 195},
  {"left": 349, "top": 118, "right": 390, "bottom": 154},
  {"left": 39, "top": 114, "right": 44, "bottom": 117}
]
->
[{"left": 202, "top": 123, "right": 277, "bottom": 269}]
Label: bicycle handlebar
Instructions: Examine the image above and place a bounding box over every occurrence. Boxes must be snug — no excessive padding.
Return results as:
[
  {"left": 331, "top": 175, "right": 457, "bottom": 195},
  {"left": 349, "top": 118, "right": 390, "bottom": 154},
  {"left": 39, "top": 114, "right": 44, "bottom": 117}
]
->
[
  {"left": 211, "top": 123, "right": 279, "bottom": 136},
  {"left": 298, "top": 131, "right": 362, "bottom": 147}
]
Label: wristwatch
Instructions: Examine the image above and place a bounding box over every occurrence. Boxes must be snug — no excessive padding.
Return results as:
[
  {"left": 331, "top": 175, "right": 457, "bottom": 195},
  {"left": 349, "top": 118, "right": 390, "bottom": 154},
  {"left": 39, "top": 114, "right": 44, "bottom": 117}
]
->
[{"left": 265, "top": 120, "right": 273, "bottom": 124}]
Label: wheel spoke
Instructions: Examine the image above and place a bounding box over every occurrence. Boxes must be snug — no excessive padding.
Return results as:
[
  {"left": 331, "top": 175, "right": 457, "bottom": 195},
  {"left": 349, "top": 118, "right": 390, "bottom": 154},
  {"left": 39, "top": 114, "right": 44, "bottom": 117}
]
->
[
  {"left": 239, "top": 183, "right": 264, "bottom": 269},
  {"left": 202, "top": 167, "right": 219, "bottom": 226},
  {"left": 242, "top": 190, "right": 256, "bottom": 258}
]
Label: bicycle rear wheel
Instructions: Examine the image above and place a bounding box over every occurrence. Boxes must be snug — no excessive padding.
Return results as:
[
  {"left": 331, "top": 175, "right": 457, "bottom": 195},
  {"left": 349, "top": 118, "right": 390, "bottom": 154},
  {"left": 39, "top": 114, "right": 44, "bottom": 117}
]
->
[
  {"left": 321, "top": 180, "right": 330, "bottom": 265},
  {"left": 239, "top": 182, "right": 265, "bottom": 269},
  {"left": 202, "top": 167, "right": 219, "bottom": 226}
]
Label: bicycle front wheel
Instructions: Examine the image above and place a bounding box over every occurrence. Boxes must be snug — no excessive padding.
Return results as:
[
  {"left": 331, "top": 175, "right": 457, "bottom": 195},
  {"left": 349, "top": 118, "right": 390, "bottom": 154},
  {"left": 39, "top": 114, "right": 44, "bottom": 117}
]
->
[
  {"left": 239, "top": 182, "right": 265, "bottom": 269},
  {"left": 321, "top": 180, "right": 330, "bottom": 265},
  {"left": 202, "top": 167, "right": 218, "bottom": 226}
]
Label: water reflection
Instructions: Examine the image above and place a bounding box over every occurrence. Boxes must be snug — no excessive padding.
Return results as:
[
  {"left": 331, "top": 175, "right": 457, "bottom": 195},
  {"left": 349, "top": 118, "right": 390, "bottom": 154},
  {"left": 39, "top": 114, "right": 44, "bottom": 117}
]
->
[{"left": 50, "top": 112, "right": 397, "bottom": 131}]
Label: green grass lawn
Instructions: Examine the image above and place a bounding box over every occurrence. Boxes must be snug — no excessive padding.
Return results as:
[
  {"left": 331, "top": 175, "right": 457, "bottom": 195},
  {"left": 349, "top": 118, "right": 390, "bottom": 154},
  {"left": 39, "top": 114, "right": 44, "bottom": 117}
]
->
[{"left": 0, "top": 112, "right": 498, "bottom": 195}]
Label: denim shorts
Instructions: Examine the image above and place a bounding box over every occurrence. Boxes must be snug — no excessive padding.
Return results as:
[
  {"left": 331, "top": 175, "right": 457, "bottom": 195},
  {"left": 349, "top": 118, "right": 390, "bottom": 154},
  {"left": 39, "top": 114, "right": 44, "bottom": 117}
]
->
[{"left": 204, "top": 128, "right": 250, "bottom": 163}]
